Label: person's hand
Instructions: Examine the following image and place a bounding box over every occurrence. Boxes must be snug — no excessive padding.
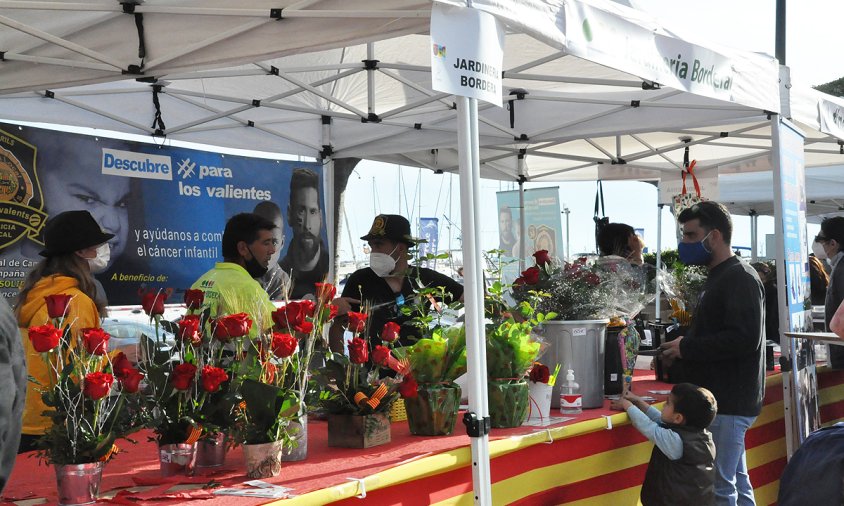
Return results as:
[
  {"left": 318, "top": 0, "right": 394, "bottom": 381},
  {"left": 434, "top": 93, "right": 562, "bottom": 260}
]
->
[
  {"left": 627, "top": 234, "right": 645, "bottom": 266},
  {"left": 658, "top": 337, "right": 683, "bottom": 367},
  {"left": 331, "top": 296, "right": 360, "bottom": 316},
  {"left": 622, "top": 389, "right": 642, "bottom": 405},
  {"left": 610, "top": 397, "right": 630, "bottom": 411},
  {"left": 831, "top": 299, "right": 844, "bottom": 338}
]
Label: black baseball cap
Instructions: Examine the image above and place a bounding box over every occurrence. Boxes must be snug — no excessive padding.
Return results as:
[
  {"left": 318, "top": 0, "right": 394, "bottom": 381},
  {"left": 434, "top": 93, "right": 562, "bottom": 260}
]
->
[
  {"left": 360, "top": 214, "right": 421, "bottom": 246},
  {"left": 39, "top": 210, "right": 114, "bottom": 257}
]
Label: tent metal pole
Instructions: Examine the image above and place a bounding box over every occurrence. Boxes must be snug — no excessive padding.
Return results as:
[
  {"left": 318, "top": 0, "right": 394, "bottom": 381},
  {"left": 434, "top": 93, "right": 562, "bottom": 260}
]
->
[
  {"left": 322, "top": 117, "right": 336, "bottom": 284},
  {"left": 456, "top": 95, "right": 492, "bottom": 505},
  {"left": 750, "top": 210, "right": 758, "bottom": 261},
  {"left": 518, "top": 152, "right": 527, "bottom": 272},
  {"left": 655, "top": 202, "right": 663, "bottom": 322}
]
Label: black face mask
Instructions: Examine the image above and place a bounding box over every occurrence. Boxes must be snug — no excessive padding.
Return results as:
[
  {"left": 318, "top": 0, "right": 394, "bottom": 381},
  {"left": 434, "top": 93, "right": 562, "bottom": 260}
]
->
[{"left": 245, "top": 246, "right": 268, "bottom": 278}]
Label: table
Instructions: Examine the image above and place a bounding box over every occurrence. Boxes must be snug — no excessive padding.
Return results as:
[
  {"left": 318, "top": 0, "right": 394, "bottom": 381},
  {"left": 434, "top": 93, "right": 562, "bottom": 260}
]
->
[{"left": 4, "top": 368, "right": 844, "bottom": 505}]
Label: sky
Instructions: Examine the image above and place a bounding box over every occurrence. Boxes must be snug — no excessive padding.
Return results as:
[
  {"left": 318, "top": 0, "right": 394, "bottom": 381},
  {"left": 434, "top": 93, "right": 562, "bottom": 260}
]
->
[{"left": 336, "top": 0, "right": 842, "bottom": 265}]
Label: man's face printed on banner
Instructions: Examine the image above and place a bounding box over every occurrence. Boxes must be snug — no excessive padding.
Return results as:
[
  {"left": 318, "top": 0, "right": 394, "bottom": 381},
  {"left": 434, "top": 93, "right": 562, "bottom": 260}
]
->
[
  {"left": 289, "top": 186, "right": 322, "bottom": 258},
  {"left": 41, "top": 163, "right": 130, "bottom": 269}
]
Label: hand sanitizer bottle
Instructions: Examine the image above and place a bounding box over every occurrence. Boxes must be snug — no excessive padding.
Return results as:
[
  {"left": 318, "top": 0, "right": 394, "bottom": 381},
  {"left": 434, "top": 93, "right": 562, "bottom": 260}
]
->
[{"left": 560, "top": 369, "right": 582, "bottom": 414}]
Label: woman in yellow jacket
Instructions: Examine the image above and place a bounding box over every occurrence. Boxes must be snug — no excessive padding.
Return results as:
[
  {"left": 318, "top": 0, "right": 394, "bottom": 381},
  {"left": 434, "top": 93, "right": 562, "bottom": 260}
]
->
[{"left": 15, "top": 210, "right": 113, "bottom": 453}]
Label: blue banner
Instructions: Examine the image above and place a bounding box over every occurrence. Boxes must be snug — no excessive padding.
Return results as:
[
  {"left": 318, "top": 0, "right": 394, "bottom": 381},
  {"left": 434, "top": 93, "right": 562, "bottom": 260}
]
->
[
  {"left": 496, "top": 187, "right": 563, "bottom": 279},
  {"left": 0, "top": 123, "right": 326, "bottom": 305},
  {"left": 418, "top": 217, "right": 439, "bottom": 268}
]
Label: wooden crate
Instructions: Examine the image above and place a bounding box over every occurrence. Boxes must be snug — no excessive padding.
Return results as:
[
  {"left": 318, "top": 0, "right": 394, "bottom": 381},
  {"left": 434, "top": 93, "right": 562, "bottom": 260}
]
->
[{"left": 327, "top": 412, "right": 391, "bottom": 449}]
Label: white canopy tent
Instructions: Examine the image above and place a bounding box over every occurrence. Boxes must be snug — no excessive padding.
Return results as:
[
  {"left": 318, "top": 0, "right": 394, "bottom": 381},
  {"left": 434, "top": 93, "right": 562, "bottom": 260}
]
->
[{"left": 3, "top": 0, "right": 843, "bottom": 502}]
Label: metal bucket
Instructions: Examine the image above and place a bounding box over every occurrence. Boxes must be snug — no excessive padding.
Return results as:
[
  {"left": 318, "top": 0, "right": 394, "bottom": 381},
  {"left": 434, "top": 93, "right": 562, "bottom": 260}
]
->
[
  {"left": 195, "top": 433, "right": 226, "bottom": 469},
  {"left": 540, "top": 319, "right": 609, "bottom": 409},
  {"left": 159, "top": 443, "right": 196, "bottom": 476},
  {"left": 55, "top": 461, "right": 104, "bottom": 506}
]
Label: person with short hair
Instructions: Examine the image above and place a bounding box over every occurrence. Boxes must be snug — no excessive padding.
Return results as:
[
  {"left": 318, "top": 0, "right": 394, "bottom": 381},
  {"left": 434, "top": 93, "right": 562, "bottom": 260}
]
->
[
  {"left": 0, "top": 296, "right": 25, "bottom": 492},
  {"left": 498, "top": 206, "right": 518, "bottom": 256},
  {"left": 15, "top": 210, "right": 113, "bottom": 452},
  {"left": 331, "top": 214, "right": 464, "bottom": 350},
  {"left": 191, "top": 213, "right": 277, "bottom": 337},
  {"left": 815, "top": 216, "right": 844, "bottom": 368},
  {"left": 596, "top": 222, "right": 645, "bottom": 266},
  {"left": 252, "top": 201, "right": 291, "bottom": 300},
  {"left": 660, "top": 201, "right": 764, "bottom": 506},
  {"left": 279, "top": 168, "right": 329, "bottom": 299},
  {"left": 612, "top": 383, "right": 717, "bottom": 506}
]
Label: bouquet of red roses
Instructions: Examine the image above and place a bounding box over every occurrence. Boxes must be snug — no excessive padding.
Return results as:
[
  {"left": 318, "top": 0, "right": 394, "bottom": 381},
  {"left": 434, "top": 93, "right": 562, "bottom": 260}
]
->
[{"left": 28, "top": 295, "right": 143, "bottom": 464}]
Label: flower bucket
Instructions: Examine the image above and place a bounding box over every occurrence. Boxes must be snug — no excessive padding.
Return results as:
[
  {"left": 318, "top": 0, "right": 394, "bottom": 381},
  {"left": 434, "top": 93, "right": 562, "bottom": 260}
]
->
[
  {"left": 55, "top": 461, "right": 104, "bottom": 506},
  {"left": 159, "top": 443, "right": 196, "bottom": 477},
  {"left": 540, "top": 320, "right": 609, "bottom": 408},
  {"left": 282, "top": 414, "right": 308, "bottom": 462},
  {"left": 195, "top": 433, "right": 226, "bottom": 469},
  {"left": 404, "top": 383, "right": 461, "bottom": 436},
  {"left": 327, "top": 412, "right": 391, "bottom": 449},
  {"left": 243, "top": 440, "right": 284, "bottom": 479},
  {"left": 527, "top": 381, "right": 553, "bottom": 421},
  {"left": 488, "top": 380, "right": 530, "bottom": 428}
]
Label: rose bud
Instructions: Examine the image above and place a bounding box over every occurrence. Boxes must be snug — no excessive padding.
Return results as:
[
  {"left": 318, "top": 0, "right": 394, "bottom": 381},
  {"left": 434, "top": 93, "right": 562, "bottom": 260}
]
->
[
  {"left": 170, "top": 363, "right": 198, "bottom": 390},
  {"left": 178, "top": 315, "right": 202, "bottom": 345},
  {"left": 83, "top": 372, "right": 114, "bottom": 400},
  {"left": 271, "top": 332, "right": 298, "bottom": 358},
  {"left": 28, "top": 324, "right": 62, "bottom": 352},
  {"left": 183, "top": 289, "right": 205, "bottom": 310},
  {"left": 45, "top": 294, "right": 73, "bottom": 320},
  {"left": 347, "top": 312, "right": 368, "bottom": 333},
  {"left": 120, "top": 369, "right": 144, "bottom": 393},
  {"left": 201, "top": 366, "right": 229, "bottom": 393},
  {"left": 348, "top": 337, "right": 369, "bottom": 364},
  {"left": 141, "top": 290, "right": 167, "bottom": 316},
  {"left": 212, "top": 313, "right": 252, "bottom": 341},
  {"left": 381, "top": 321, "right": 401, "bottom": 343},
  {"left": 82, "top": 327, "right": 111, "bottom": 356}
]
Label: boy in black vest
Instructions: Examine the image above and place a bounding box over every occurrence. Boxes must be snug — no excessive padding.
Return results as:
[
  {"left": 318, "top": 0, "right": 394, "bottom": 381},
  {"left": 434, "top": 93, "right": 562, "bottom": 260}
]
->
[{"left": 611, "top": 383, "right": 717, "bottom": 506}]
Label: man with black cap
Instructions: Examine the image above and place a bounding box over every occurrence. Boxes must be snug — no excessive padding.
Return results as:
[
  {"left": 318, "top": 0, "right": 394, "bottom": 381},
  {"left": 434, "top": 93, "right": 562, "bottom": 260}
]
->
[
  {"left": 331, "top": 214, "right": 464, "bottom": 351},
  {"left": 191, "top": 213, "right": 278, "bottom": 338}
]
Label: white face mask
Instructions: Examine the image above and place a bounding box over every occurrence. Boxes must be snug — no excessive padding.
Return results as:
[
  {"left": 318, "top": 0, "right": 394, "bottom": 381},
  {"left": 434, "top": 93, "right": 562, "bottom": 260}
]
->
[
  {"left": 87, "top": 243, "right": 110, "bottom": 273},
  {"left": 369, "top": 245, "right": 398, "bottom": 277},
  {"left": 812, "top": 241, "right": 828, "bottom": 260}
]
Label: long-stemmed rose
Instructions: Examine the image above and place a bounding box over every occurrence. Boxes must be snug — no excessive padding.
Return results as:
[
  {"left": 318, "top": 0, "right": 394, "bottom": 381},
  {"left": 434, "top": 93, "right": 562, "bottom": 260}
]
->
[
  {"left": 120, "top": 369, "right": 144, "bottom": 394},
  {"left": 212, "top": 313, "right": 252, "bottom": 341},
  {"left": 315, "top": 282, "right": 336, "bottom": 305},
  {"left": 183, "top": 289, "right": 205, "bottom": 311},
  {"left": 178, "top": 315, "right": 202, "bottom": 345},
  {"left": 201, "top": 366, "right": 229, "bottom": 393},
  {"left": 171, "top": 363, "right": 198, "bottom": 391},
  {"left": 348, "top": 337, "right": 369, "bottom": 364},
  {"left": 380, "top": 322, "right": 400, "bottom": 343},
  {"left": 45, "top": 294, "right": 73, "bottom": 320},
  {"left": 83, "top": 372, "right": 114, "bottom": 400},
  {"left": 271, "top": 332, "right": 298, "bottom": 358},
  {"left": 347, "top": 312, "right": 368, "bottom": 334},
  {"left": 82, "top": 327, "right": 110, "bottom": 356},
  {"left": 28, "top": 323, "right": 62, "bottom": 352}
]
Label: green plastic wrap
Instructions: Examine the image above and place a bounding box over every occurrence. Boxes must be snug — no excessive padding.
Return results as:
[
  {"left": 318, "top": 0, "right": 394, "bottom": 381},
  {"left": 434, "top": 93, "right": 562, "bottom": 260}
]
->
[{"left": 488, "top": 380, "right": 529, "bottom": 428}]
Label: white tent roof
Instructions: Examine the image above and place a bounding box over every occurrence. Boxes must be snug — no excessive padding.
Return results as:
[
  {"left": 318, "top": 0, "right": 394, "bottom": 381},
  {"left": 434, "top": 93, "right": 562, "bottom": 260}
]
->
[{"left": 1, "top": 0, "right": 841, "bottom": 184}]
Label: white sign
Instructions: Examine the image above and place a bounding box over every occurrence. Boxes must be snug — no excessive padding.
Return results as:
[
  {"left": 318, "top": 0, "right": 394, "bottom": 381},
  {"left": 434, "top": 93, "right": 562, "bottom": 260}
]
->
[
  {"left": 818, "top": 98, "right": 844, "bottom": 140},
  {"left": 102, "top": 148, "right": 173, "bottom": 181},
  {"left": 430, "top": 4, "right": 504, "bottom": 107},
  {"left": 658, "top": 167, "right": 720, "bottom": 205}
]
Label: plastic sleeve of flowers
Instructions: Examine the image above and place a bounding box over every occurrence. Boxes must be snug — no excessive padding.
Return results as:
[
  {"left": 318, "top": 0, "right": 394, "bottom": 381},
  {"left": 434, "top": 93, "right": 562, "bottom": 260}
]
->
[
  {"left": 486, "top": 326, "right": 541, "bottom": 378},
  {"left": 407, "top": 338, "right": 448, "bottom": 384},
  {"left": 657, "top": 263, "right": 708, "bottom": 314},
  {"left": 441, "top": 325, "right": 467, "bottom": 381},
  {"left": 595, "top": 258, "right": 655, "bottom": 320}
]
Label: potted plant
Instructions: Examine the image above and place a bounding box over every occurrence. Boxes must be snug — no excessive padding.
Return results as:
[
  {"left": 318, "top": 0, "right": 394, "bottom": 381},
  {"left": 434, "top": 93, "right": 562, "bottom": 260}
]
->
[
  {"left": 316, "top": 310, "right": 403, "bottom": 449},
  {"left": 27, "top": 295, "right": 143, "bottom": 505},
  {"left": 527, "top": 362, "right": 561, "bottom": 422}
]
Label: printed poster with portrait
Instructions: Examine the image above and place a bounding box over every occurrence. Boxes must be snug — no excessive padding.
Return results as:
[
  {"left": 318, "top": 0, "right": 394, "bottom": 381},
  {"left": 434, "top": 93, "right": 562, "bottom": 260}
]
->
[
  {"left": 0, "top": 123, "right": 327, "bottom": 305},
  {"left": 496, "top": 187, "right": 563, "bottom": 280}
]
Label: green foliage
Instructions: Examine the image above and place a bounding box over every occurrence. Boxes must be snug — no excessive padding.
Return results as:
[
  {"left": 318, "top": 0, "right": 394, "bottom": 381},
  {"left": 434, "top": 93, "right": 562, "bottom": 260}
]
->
[
  {"left": 815, "top": 77, "right": 844, "bottom": 97},
  {"left": 312, "top": 352, "right": 400, "bottom": 416}
]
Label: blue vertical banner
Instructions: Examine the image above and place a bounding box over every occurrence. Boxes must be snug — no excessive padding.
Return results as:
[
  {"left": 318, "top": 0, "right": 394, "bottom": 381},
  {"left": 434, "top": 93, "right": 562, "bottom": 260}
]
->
[
  {"left": 0, "top": 123, "right": 326, "bottom": 305},
  {"left": 773, "top": 117, "right": 817, "bottom": 447},
  {"left": 496, "top": 187, "right": 563, "bottom": 279},
  {"left": 418, "top": 217, "right": 439, "bottom": 268}
]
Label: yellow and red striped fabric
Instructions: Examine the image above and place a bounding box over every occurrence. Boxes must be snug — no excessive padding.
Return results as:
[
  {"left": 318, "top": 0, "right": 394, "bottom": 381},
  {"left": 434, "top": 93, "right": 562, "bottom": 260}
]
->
[{"left": 281, "top": 368, "right": 844, "bottom": 506}]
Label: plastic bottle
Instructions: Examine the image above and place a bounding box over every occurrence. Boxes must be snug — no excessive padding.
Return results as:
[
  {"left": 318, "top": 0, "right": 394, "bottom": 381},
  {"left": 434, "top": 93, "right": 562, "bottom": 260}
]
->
[{"left": 560, "top": 369, "right": 582, "bottom": 414}]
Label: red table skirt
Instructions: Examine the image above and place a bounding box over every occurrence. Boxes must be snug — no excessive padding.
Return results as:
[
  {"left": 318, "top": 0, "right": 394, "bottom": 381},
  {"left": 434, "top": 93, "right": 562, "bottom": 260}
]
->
[{"left": 5, "top": 368, "right": 844, "bottom": 505}]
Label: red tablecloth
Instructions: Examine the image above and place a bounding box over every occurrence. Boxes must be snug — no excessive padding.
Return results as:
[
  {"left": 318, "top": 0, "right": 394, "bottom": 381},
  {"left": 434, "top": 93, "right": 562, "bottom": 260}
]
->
[{"left": 2, "top": 372, "right": 671, "bottom": 505}]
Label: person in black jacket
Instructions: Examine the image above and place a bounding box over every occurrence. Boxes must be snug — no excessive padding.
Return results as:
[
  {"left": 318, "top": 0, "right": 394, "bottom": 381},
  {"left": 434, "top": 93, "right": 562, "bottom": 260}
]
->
[
  {"left": 612, "top": 383, "right": 717, "bottom": 506},
  {"left": 660, "top": 201, "right": 764, "bottom": 506},
  {"left": 815, "top": 217, "right": 844, "bottom": 368},
  {"left": 0, "top": 297, "right": 25, "bottom": 493}
]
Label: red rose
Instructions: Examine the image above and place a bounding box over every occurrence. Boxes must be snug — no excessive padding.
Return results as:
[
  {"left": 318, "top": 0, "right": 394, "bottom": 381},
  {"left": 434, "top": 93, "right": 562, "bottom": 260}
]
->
[
  {"left": 45, "top": 294, "right": 73, "bottom": 319},
  {"left": 212, "top": 313, "right": 252, "bottom": 341},
  {"left": 299, "top": 299, "right": 316, "bottom": 318},
  {"left": 398, "top": 375, "right": 418, "bottom": 399},
  {"left": 183, "top": 289, "right": 205, "bottom": 310},
  {"left": 273, "top": 302, "right": 302, "bottom": 329},
  {"left": 520, "top": 266, "right": 541, "bottom": 285},
  {"left": 201, "top": 365, "right": 228, "bottom": 393},
  {"left": 82, "top": 327, "right": 110, "bottom": 356},
  {"left": 327, "top": 304, "right": 338, "bottom": 321},
  {"left": 347, "top": 312, "right": 368, "bottom": 333},
  {"left": 533, "top": 250, "right": 551, "bottom": 268},
  {"left": 141, "top": 290, "right": 167, "bottom": 316},
  {"left": 513, "top": 276, "right": 526, "bottom": 286},
  {"left": 371, "top": 345, "right": 391, "bottom": 366},
  {"left": 263, "top": 361, "right": 277, "bottom": 383},
  {"left": 83, "top": 372, "right": 114, "bottom": 400},
  {"left": 178, "top": 315, "right": 202, "bottom": 345},
  {"left": 348, "top": 337, "right": 369, "bottom": 364},
  {"left": 585, "top": 273, "right": 601, "bottom": 286},
  {"left": 120, "top": 369, "right": 144, "bottom": 393},
  {"left": 271, "top": 332, "right": 298, "bottom": 358},
  {"left": 28, "top": 324, "right": 62, "bottom": 352},
  {"left": 380, "top": 321, "right": 401, "bottom": 343},
  {"left": 112, "top": 352, "right": 133, "bottom": 379},
  {"left": 529, "top": 363, "right": 551, "bottom": 384},
  {"left": 315, "top": 282, "right": 336, "bottom": 305},
  {"left": 171, "top": 363, "right": 197, "bottom": 391}
]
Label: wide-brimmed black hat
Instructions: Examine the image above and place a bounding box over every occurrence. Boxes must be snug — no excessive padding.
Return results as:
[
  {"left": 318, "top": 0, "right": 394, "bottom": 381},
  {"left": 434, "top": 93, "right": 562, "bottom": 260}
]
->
[
  {"left": 360, "top": 214, "right": 422, "bottom": 246},
  {"left": 39, "top": 210, "right": 115, "bottom": 257}
]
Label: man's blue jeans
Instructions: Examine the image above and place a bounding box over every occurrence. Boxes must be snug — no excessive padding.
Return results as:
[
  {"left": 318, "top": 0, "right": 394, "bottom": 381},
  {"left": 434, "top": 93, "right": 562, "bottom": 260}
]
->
[{"left": 709, "top": 414, "right": 757, "bottom": 506}]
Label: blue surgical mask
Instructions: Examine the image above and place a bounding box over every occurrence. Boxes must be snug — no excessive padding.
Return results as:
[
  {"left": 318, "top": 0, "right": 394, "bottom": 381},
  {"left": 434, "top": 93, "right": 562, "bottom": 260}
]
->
[{"left": 678, "top": 231, "right": 712, "bottom": 266}]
